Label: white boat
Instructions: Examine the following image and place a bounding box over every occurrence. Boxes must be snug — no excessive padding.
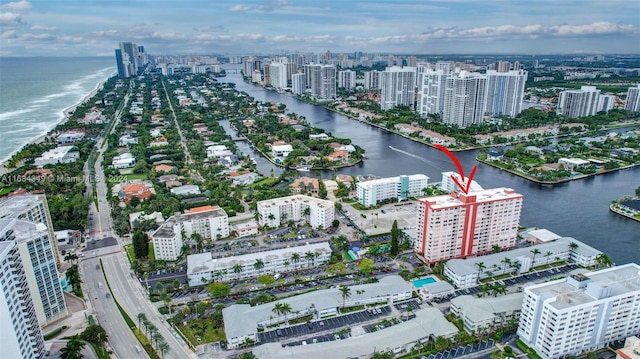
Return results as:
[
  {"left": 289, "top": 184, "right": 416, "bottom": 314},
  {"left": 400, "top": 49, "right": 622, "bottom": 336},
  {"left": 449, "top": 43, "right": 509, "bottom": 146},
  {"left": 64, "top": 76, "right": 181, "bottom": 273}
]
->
[{"left": 296, "top": 165, "right": 311, "bottom": 172}]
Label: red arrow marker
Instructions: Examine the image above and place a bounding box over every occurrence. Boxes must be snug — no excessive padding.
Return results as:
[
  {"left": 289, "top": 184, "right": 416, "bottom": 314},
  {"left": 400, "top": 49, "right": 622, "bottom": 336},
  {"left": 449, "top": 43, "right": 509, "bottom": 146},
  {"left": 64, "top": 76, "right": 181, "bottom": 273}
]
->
[{"left": 433, "top": 144, "right": 478, "bottom": 195}]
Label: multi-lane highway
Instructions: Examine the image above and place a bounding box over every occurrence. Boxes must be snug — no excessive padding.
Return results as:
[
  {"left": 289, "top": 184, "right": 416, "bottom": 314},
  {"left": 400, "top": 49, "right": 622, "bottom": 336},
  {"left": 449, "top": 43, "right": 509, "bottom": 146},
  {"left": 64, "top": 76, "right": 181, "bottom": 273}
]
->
[{"left": 80, "top": 81, "right": 196, "bottom": 359}]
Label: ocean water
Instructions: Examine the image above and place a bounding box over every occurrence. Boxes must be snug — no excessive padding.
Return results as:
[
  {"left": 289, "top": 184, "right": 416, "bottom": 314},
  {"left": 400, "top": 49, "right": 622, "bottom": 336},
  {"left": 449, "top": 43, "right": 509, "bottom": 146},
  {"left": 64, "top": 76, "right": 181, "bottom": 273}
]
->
[{"left": 0, "top": 57, "right": 115, "bottom": 163}]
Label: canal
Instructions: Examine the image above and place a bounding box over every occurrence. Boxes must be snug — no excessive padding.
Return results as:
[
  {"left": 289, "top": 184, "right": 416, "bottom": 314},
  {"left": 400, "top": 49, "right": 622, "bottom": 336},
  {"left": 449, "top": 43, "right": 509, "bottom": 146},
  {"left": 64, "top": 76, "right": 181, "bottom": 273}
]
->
[{"left": 221, "top": 66, "right": 639, "bottom": 264}]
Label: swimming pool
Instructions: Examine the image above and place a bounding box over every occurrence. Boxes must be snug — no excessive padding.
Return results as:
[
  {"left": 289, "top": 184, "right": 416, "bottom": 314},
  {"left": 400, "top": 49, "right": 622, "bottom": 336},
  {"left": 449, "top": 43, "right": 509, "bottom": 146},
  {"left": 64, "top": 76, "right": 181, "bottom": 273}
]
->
[{"left": 412, "top": 277, "right": 436, "bottom": 288}]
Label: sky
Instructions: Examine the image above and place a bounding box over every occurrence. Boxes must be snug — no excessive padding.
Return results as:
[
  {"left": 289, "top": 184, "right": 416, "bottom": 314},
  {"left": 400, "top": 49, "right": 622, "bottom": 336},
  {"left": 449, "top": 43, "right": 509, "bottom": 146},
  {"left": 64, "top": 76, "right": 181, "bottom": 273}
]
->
[{"left": 1, "top": 0, "right": 639, "bottom": 57}]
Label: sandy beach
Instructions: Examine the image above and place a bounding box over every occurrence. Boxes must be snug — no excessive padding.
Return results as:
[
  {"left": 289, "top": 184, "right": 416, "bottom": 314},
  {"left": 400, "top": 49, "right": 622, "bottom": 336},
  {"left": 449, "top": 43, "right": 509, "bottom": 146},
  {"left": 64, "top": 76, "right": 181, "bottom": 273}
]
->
[{"left": 0, "top": 79, "right": 108, "bottom": 176}]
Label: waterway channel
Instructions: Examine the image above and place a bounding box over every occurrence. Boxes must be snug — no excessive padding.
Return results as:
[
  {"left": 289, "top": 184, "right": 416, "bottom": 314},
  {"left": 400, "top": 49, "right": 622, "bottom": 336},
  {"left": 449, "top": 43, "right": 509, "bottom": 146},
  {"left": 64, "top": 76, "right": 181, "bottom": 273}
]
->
[{"left": 221, "top": 66, "right": 639, "bottom": 265}]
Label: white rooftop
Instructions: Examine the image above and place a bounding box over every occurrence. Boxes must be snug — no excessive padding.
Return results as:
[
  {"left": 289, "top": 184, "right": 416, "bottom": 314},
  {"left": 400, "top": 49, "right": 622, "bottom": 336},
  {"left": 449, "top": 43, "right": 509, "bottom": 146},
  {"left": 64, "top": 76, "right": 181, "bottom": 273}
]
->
[
  {"left": 451, "top": 292, "right": 524, "bottom": 324},
  {"left": 252, "top": 307, "right": 458, "bottom": 359}
]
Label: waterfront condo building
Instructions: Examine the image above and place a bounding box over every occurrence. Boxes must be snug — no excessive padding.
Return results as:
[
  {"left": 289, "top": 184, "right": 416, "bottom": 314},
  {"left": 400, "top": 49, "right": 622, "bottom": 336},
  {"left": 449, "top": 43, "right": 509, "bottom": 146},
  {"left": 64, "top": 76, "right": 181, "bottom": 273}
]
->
[
  {"left": 0, "top": 218, "right": 67, "bottom": 326},
  {"left": 518, "top": 264, "right": 640, "bottom": 359},
  {"left": 380, "top": 66, "right": 417, "bottom": 110},
  {"left": 357, "top": 174, "right": 429, "bottom": 207},
  {"left": 484, "top": 70, "right": 528, "bottom": 118},
  {"left": 558, "top": 86, "right": 604, "bottom": 118},
  {"left": 624, "top": 85, "right": 640, "bottom": 112},
  {"left": 442, "top": 71, "right": 488, "bottom": 128},
  {"left": 269, "top": 62, "right": 288, "bottom": 90},
  {"left": 364, "top": 70, "right": 381, "bottom": 90},
  {"left": 417, "top": 69, "right": 450, "bottom": 117},
  {"left": 415, "top": 188, "right": 523, "bottom": 263},
  {"left": 257, "top": 195, "right": 334, "bottom": 229},
  {"left": 291, "top": 73, "right": 306, "bottom": 95},
  {"left": 115, "top": 42, "right": 147, "bottom": 78},
  {"left": 0, "top": 240, "right": 46, "bottom": 359}
]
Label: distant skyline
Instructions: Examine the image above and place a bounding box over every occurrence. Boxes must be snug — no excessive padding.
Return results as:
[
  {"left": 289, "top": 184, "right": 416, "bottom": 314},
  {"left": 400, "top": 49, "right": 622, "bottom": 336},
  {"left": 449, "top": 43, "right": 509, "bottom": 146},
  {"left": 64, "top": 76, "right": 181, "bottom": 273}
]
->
[{"left": 1, "top": 0, "right": 639, "bottom": 57}]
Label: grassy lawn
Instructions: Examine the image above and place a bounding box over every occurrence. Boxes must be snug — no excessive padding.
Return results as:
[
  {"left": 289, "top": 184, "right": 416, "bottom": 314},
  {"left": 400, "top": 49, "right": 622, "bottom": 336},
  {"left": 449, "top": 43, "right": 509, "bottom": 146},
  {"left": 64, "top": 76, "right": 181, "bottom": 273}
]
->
[
  {"left": 250, "top": 177, "right": 279, "bottom": 188},
  {"left": 0, "top": 187, "right": 15, "bottom": 196},
  {"left": 125, "top": 243, "right": 156, "bottom": 262},
  {"left": 340, "top": 305, "right": 365, "bottom": 314},
  {"left": 283, "top": 232, "right": 297, "bottom": 239},
  {"left": 124, "top": 173, "right": 148, "bottom": 181},
  {"left": 176, "top": 319, "right": 225, "bottom": 344}
]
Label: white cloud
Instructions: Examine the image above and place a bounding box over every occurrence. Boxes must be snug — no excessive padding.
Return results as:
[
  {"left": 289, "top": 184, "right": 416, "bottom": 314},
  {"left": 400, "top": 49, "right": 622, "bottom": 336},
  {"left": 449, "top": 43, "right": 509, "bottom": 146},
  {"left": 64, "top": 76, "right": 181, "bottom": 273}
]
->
[
  {"left": 0, "top": 12, "right": 23, "bottom": 26},
  {"left": 228, "top": 0, "right": 291, "bottom": 13},
  {"left": 1, "top": 30, "right": 17, "bottom": 38},
  {"left": 1, "top": 0, "right": 31, "bottom": 12},
  {"left": 30, "top": 25, "right": 57, "bottom": 31},
  {"left": 19, "top": 32, "right": 56, "bottom": 41}
]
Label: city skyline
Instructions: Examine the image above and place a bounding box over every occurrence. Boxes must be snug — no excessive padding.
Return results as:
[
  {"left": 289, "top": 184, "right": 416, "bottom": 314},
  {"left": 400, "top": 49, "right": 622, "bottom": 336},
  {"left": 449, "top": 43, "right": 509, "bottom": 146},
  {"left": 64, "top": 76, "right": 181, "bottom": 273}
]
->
[{"left": 1, "top": 0, "right": 639, "bottom": 57}]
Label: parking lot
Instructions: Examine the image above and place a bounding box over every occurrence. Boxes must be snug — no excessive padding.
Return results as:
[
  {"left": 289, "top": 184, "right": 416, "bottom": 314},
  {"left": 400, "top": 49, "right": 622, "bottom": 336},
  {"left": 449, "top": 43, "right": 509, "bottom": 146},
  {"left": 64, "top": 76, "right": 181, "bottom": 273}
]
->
[
  {"left": 258, "top": 305, "right": 392, "bottom": 344},
  {"left": 341, "top": 201, "right": 419, "bottom": 236}
]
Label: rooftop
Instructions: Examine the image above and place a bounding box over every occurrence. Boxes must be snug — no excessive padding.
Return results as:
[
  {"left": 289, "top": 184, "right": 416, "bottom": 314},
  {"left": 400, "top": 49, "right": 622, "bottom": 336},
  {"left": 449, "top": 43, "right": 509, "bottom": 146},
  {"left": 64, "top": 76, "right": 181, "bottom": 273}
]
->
[
  {"left": 527, "top": 263, "right": 640, "bottom": 309},
  {"left": 445, "top": 237, "right": 601, "bottom": 276},
  {"left": 251, "top": 307, "right": 457, "bottom": 359},
  {"left": 421, "top": 187, "right": 522, "bottom": 210},
  {"left": 451, "top": 292, "right": 524, "bottom": 324}
]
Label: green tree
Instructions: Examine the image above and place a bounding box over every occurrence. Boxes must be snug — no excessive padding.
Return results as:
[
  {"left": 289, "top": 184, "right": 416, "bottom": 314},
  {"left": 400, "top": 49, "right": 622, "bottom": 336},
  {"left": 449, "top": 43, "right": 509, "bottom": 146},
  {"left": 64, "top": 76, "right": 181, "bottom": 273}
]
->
[
  {"left": 390, "top": 220, "right": 401, "bottom": 257},
  {"left": 233, "top": 263, "right": 243, "bottom": 279},
  {"left": 254, "top": 258, "right": 265, "bottom": 275},
  {"left": 258, "top": 274, "right": 275, "bottom": 287},
  {"left": 357, "top": 258, "right": 375, "bottom": 275},
  {"left": 207, "top": 282, "right": 231, "bottom": 298},
  {"left": 80, "top": 324, "right": 108, "bottom": 346},
  {"left": 158, "top": 341, "right": 170, "bottom": 359},
  {"left": 291, "top": 252, "right": 301, "bottom": 270},
  {"left": 318, "top": 180, "right": 328, "bottom": 199},
  {"left": 530, "top": 248, "right": 541, "bottom": 266},
  {"left": 60, "top": 336, "right": 86, "bottom": 359},
  {"left": 132, "top": 230, "right": 149, "bottom": 259}
]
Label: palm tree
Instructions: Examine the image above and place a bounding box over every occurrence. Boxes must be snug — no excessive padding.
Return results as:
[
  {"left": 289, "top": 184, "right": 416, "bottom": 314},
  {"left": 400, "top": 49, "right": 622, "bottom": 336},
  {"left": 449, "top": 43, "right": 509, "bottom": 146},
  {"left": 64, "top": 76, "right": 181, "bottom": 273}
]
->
[
  {"left": 161, "top": 292, "right": 173, "bottom": 314},
  {"left": 545, "top": 251, "right": 553, "bottom": 266},
  {"left": 339, "top": 285, "right": 351, "bottom": 309},
  {"left": 283, "top": 260, "right": 290, "bottom": 272},
  {"left": 60, "top": 336, "right": 86, "bottom": 359},
  {"left": 152, "top": 331, "right": 163, "bottom": 349},
  {"left": 476, "top": 262, "right": 486, "bottom": 281},
  {"left": 272, "top": 302, "right": 283, "bottom": 322},
  {"left": 137, "top": 313, "right": 147, "bottom": 329},
  {"left": 492, "top": 244, "right": 502, "bottom": 253},
  {"left": 502, "top": 258, "right": 512, "bottom": 275},
  {"left": 143, "top": 271, "right": 150, "bottom": 291},
  {"left": 64, "top": 252, "right": 78, "bottom": 265},
  {"left": 303, "top": 206, "right": 311, "bottom": 224},
  {"left": 158, "top": 341, "right": 170, "bottom": 359},
  {"left": 291, "top": 252, "right": 301, "bottom": 270},
  {"left": 254, "top": 258, "right": 264, "bottom": 275},
  {"left": 531, "top": 248, "right": 541, "bottom": 267},
  {"left": 280, "top": 303, "right": 293, "bottom": 324},
  {"left": 314, "top": 251, "right": 321, "bottom": 266},
  {"left": 233, "top": 263, "right": 243, "bottom": 279},
  {"left": 568, "top": 241, "right": 579, "bottom": 252},
  {"left": 595, "top": 253, "right": 614, "bottom": 269},
  {"left": 305, "top": 251, "right": 315, "bottom": 267}
]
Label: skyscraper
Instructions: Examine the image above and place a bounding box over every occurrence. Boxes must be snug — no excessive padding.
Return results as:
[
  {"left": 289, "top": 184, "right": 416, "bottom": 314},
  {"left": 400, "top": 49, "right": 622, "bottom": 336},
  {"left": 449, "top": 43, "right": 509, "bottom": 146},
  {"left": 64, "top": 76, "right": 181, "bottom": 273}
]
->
[
  {"left": 114, "top": 42, "right": 148, "bottom": 78},
  {"left": 442, "top": 71, "right": 488, "bottom": 128},
  {"left": 380, "top": 66, "right": 416, "bottom": 110},
  {"left": 518, "top": 264, "right": 640, "bottom": 359},
  {"left": 320, "top": 65, "right": 337, "bottom": 99},
  {"left": 269, "top": 62, "right": 288, "bottom": 90},
  {"left": 0, "top": 218, "right": 67, "bottom": 326},
  {"left": 624, "top": 85, "right": 640, "bottom": 112},
  {"left": 417, "top": 69, "right": 450, "bottom": 116},
  {"left": 364, "top": 70, "right": 381, "bottom": 90},
  {"left": 558, "top": 86, "right": 601, "bottom": 118},
  {"left": 485, "top": 70, "right": 528, "bottom": 117},
  {"left": 415, "top": 188, "right": 523, "bottom": 263},
  {"left": 0, "top": 240, "right": 46, "bottom": 359},
  {"left": 337, "top": 70, "right": 356, "bottom": 89},
  {"left": 291, "top": 73, "right": 306, "bottom": 95}
]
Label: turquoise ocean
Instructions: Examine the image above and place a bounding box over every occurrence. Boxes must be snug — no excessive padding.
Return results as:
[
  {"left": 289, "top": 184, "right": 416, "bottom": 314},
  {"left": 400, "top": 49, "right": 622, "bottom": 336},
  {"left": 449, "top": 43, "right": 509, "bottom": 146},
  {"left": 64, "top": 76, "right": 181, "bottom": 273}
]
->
[{"left": 0, "top": 57, "right": 115, "bottom": 163}]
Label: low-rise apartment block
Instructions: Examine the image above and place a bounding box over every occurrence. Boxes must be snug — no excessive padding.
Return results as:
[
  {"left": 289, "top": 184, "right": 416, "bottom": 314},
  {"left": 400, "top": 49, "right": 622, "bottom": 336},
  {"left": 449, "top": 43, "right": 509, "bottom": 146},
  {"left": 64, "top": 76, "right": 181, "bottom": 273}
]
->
[
  {"left": 257, "top": 195, "right": 334, "bottom": 229},
  {"left": 451, "top": 292, "right": 524, "bottom": 332},
  {"left": 187, "top": 242, "right": 331, "bottom": 286}
]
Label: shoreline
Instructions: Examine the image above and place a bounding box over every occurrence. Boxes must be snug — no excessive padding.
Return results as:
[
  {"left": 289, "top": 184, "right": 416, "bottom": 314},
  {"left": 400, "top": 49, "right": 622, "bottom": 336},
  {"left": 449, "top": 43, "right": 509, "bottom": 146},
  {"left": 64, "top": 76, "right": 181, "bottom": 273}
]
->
[
  {"left": 609, "top": 202, "right": 640, "bottom": 222},
  {"left": 476, "top": 156, "right": 640, "bottom": 185},
  {"left": 0, "top": 77, "right": 110, "bottom": 176}
]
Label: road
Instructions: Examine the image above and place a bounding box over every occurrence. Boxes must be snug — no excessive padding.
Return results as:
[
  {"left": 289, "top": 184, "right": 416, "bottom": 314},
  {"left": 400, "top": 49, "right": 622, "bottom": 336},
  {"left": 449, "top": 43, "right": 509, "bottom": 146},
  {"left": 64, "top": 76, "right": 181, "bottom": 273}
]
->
[{"left": 80, "top": 79, "right": 196, "bottom": 359}]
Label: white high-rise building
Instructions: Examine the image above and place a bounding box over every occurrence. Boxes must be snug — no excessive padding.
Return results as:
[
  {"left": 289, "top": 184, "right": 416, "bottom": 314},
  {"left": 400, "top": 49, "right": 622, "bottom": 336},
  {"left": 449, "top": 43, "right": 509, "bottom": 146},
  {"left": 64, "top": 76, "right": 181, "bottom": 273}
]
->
[
  {"left": 338, "top": 70, "right": 356, "bottom": 89},
  {"left": 0, "top": 218, "right": 67, "bottom": 326},
  {"left": 291, "top": 73, "right": 306, "bottom": 95},
  {"left": 558, "top": 86, "right": 601, "bottom": 118},
  {"left": 356, "top": 174, "right": 429, "bottom": 207},
  {"left": 518, "top": 264, "right": 640, "bottom": 359},
  {"left": 597, "top": 94, "right": 615, "bottom": 113},
  {"left": 257, "top": 195, "right": 334, "bottom": 229},
  {"left": 320, "top": 65, "right": 337, "bottom": 99},
  {"left": 0, "top": 240, "right": 46, "bottom": 359},
  {"left": 442, "top": 71, "right": 488, "bottom": 128},
  {"left": 364, "top": 70, "right": 381, "bottom": 90},
  {"left": 269, "top": 62, "right": 288, "bottom": 90},
  {"left": 624, "top": 85, "right": 640, "bottom": 112},
  {"left": 380, "top": 66, "right": 417, "bottom": 110},
  {"left": 485, "top": 70, "right": 528, "bottom": 117},
  {"left": 0, "top": 194, "right": 59, "bottom": 265},
  {"left": 415, "top": 188, "right": 523, "bottom": 263},
  {"left": 417, "top": 69, "right": 450, "bottom": 116}
]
